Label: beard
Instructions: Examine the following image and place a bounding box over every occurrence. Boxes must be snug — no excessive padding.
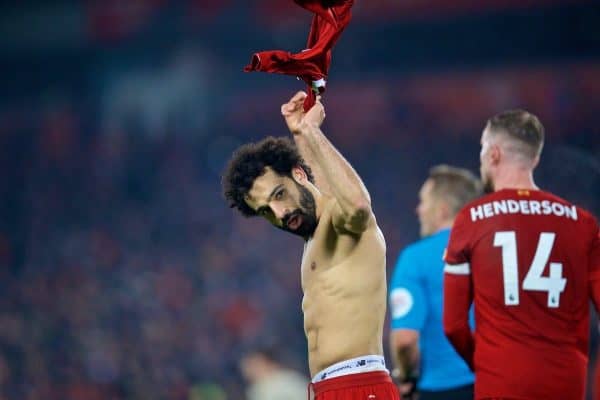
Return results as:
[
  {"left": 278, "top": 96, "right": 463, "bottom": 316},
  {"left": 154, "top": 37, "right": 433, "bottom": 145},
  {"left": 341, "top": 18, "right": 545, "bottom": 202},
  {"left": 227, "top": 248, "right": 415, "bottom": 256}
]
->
[{"left": 279, "top": 183, "right": 318, "bottom": 239}]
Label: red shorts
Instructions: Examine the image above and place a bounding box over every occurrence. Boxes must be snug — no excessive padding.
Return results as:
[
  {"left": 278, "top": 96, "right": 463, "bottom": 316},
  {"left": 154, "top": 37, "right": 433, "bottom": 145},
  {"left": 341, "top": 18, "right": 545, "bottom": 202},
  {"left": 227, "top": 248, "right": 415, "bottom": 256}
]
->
[{"left": 310, "top": 371, "right": 400, "bottom": 400}]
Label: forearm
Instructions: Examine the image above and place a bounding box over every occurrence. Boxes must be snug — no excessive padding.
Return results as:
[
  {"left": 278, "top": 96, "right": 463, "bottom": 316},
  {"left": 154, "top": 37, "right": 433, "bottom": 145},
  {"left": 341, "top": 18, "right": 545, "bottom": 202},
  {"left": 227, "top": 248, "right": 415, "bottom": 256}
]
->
[
  {"left": 392, "top": 344, "right": 419, "bottom": 381},
  {"left": 295, "top": 123, "right": 371, "bottom": 212},
  {"left": 443, "top": 273, "right": 475, "bottom": 370},
  {"left": 444, "top": 324, "right": 474, "bottom": 370},
  {"left": 292, "top": 134, "right": 332, "bottom": 196}
]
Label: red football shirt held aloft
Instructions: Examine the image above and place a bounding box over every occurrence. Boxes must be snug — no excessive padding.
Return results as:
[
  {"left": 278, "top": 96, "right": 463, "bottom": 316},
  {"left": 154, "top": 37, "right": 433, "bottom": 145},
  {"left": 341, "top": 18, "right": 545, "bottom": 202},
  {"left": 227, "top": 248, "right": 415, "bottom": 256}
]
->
[{"left": 443, "top": 189, "right": 600, "bottom": 400}]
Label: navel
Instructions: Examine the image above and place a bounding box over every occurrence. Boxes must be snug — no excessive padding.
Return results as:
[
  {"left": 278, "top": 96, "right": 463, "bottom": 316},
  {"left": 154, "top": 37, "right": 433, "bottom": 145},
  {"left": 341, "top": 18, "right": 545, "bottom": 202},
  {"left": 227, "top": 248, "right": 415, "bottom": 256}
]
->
[{"left": 311, "top": 261, "right": 317, "bottom": 270}]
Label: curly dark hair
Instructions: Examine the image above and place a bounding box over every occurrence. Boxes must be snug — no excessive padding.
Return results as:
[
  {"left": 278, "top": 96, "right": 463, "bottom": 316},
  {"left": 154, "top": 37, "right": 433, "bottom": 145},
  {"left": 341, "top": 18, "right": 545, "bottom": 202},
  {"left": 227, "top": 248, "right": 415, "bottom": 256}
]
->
[{"left": 221, "top": 136, "right": 314, "bottom": 216}]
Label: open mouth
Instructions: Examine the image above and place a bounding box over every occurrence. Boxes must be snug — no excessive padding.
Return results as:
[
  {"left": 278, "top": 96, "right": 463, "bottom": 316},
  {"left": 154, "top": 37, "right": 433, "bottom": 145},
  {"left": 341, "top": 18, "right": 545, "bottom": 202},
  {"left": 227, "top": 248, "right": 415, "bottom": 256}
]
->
[{"left": 286, "top": 215, "right": 302, "bottom": 230}]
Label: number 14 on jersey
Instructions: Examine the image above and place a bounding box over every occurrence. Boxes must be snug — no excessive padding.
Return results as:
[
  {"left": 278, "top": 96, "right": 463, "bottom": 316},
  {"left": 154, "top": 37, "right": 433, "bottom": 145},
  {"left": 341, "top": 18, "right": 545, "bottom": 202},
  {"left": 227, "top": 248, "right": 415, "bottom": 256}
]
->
[{"left": 494, "top": 231, "right": 567, "bottom": 308}]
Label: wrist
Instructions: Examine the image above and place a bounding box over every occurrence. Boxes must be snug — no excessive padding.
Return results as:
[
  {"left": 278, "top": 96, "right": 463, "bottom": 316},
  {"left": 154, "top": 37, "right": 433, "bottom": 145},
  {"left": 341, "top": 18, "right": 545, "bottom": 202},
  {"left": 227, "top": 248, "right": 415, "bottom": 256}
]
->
[
  {"left": 297, "top": 121, "right": 320, "bottom": 134},
  {"left": 391, "top": 368, "right": 418, "bottom": 384}
]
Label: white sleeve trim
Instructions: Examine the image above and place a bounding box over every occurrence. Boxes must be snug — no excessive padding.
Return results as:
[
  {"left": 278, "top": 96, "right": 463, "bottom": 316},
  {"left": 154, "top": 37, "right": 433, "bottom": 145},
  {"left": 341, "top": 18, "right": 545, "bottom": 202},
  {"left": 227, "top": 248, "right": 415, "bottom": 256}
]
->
[{"left": 444, "top": 262, "right": 471, "bottom": 275}]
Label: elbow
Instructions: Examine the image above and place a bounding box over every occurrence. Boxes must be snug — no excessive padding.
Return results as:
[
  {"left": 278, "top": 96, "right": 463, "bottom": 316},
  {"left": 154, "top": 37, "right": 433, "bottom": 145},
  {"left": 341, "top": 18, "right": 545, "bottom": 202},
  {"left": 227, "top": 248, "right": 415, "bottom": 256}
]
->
[
  {"left": 443, "top": 317, "right": 474, "bottom": 370},
  {"left": 392, "top": 330, "right": 419, "bottom": 352},
  {"left": 347, "top": 203, "right": 372, "bottom": 232},
  {"left": 352, "top": 201, "right": 372, "bottom": 219},
  {"left": 443, "top": 326, "right": 464, "bottom": 360},
  {"left": 443, "top": 319, "right": 463, "bottom": 342},
  {"left": 443, "top": 321, "right": 471, "bottom": 353},
  {"left": 443, "top": 325, "right": 457, "bottom": 342},
  {"left": 443, "top": 325, "right": 474, "bottom": 370}
]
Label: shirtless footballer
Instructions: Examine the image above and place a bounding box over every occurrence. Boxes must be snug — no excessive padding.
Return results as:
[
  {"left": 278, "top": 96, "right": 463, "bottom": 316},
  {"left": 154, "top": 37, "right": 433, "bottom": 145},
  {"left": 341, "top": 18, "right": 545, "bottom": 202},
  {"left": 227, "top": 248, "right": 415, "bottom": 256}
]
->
[{"left": 222, "top": 92, "right": 400, "bottom": 399}]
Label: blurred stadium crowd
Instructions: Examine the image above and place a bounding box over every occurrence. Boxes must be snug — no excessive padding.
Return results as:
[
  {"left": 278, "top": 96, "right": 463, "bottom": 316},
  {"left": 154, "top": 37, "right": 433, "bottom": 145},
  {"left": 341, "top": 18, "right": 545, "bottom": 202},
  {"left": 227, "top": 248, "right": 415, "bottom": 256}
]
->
[{"left": 0, "top": 0, "right": 598, "bottom": 399}]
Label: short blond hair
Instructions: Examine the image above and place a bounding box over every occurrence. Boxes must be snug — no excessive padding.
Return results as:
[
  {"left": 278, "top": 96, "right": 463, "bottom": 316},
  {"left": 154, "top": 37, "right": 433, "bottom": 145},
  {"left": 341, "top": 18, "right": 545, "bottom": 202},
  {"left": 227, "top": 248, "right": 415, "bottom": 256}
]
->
[
  {"left": 486, "top": 109, "right": 545, "bottom": 160},
  {"left": 428, "top": 165, "right": 483, "bottom": 216}
]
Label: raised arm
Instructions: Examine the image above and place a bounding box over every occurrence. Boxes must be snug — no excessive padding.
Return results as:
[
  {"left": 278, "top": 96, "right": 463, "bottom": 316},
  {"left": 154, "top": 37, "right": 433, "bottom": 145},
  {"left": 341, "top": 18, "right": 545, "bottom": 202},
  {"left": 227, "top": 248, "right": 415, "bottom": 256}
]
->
[
  {"left": 281, "top": 91, "right": 372, "bottom": 233},
  {"left": 281, "top": 92, "right": 333, "bottom": 197}
]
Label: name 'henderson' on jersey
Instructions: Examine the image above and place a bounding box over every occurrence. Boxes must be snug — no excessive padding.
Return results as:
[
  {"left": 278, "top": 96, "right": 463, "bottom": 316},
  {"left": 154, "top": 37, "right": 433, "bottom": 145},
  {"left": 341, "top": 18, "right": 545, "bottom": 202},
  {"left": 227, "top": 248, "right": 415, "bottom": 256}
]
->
[
  {"left": 443, "top": 188, "right": 600, "bottom": 400},
  {"left": 469, "top": 195, "right": 577, "bottom": 222}
]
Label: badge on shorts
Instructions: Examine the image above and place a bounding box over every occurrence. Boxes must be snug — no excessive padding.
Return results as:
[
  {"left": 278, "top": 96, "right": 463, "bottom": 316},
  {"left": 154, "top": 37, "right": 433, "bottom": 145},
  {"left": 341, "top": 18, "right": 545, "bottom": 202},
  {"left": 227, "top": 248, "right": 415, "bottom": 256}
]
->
[{"left": 390, "top": 288, "right": 413, "bottom": 318}]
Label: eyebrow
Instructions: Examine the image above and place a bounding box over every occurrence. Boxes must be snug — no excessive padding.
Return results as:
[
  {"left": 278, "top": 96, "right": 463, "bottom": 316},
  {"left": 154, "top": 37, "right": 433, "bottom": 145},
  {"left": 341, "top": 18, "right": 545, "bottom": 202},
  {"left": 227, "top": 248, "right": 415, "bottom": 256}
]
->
[
  {"left": 268, "top": 184, "right": 284, "bottom": 201},
  {"left": 256, "top": 184, "right": 284, "bottom": 214}
]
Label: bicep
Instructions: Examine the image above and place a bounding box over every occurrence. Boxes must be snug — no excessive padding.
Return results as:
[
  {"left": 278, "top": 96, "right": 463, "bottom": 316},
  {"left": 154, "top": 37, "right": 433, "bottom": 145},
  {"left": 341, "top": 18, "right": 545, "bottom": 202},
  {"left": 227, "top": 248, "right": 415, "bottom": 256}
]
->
[
  {"left": 390, "top": 251, "right": 427, "bottom": 330},
  {"left": 445, "top": 211, "right": 472, "bottom": 265}
]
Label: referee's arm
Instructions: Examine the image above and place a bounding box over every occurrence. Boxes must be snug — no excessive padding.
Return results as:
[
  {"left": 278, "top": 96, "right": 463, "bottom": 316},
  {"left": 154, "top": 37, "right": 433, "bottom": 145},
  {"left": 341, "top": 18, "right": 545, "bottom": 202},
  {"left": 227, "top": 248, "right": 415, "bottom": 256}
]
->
[{"left": 389, "top": 249, "right": 425, "bottom": 394}]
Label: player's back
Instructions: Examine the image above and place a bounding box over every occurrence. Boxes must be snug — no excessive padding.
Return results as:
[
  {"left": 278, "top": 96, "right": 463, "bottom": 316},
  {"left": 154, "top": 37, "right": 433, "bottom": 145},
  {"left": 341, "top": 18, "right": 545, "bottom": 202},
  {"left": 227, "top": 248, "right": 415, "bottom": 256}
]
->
[{"left": 460, "top": 189, "right": 598, "bottom": 399}]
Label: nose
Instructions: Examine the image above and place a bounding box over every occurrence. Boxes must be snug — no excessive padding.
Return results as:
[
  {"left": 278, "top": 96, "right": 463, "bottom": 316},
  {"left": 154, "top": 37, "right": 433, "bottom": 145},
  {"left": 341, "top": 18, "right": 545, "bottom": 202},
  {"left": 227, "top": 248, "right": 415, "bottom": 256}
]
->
[{"left": 270, "top": 202, "right": 288, "bottom": 220}]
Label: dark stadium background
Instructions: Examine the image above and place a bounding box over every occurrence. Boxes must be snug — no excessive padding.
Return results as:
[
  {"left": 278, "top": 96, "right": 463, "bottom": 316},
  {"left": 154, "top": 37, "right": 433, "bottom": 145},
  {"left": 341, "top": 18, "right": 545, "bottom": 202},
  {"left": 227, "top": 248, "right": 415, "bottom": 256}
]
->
[{"left": 0, "top": 0, "right": 598, "bottom": 399}]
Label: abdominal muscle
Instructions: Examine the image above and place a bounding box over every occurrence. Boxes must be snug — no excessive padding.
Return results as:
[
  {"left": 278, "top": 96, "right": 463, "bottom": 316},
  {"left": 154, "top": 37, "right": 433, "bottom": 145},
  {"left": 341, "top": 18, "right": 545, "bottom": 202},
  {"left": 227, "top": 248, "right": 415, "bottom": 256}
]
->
[{"left": 302, "top": 256, "right": 386, "bottom": 377}]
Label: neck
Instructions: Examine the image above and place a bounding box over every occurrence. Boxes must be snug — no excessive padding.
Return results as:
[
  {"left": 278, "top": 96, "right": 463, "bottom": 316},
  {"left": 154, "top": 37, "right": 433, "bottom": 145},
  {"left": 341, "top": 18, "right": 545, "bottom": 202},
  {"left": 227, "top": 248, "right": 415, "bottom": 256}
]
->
[
  {"left": 311, "top": 187, "right": 326, "bottom": 221},
  {"left": 300, "top": 186, "right": 325, "bottom": 242},
  {"left": 428, "top": 220, "right": 452, "bottom": 236},
  {"left": 437, "top": 220, "right": 453, "bottom": 231},
  {"left": 493, "top": 164, "right": 538, "bottom": 191}
]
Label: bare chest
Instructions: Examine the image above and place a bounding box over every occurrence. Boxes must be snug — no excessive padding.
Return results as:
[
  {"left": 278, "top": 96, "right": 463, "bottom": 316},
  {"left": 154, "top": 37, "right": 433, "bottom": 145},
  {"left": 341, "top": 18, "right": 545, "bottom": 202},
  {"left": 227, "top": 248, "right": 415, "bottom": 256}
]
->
[{"left": 300, "top": 226, "right": 355, "bottom": 288}]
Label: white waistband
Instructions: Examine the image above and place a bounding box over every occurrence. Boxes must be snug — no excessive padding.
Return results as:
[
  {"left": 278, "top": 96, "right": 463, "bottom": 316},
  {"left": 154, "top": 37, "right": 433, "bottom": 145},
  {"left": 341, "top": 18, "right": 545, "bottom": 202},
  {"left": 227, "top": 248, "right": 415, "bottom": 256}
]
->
[{"left": 312, "top": 355, "right": 388, "bottom": 383}]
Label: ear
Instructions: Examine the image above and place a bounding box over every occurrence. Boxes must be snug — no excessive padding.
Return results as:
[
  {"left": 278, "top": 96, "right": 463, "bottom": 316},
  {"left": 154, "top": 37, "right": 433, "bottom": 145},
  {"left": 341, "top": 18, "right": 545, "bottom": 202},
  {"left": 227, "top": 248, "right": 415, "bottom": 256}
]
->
[
  {"left": 531, "top": 155, "right": 540, "bottom": 169},
  {"left": 291, "top": 166, "right": 307, "bottom": 184},
  {"left": 490, "top": 144, "right": 502, "bottom": 166}
]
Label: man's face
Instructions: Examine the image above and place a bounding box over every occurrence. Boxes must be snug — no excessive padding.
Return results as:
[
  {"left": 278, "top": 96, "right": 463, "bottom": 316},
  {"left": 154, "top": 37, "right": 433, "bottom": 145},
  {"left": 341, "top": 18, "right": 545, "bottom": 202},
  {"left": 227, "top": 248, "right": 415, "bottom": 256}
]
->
[
  {"left": 245, "top": 167, "right": 317, "bottom": 239},
  {"left": 479, "top": 128, "right": 495, "bottom": 194},
  {"left": 416, "top": 179, "right": 440, "bottom": 238}
]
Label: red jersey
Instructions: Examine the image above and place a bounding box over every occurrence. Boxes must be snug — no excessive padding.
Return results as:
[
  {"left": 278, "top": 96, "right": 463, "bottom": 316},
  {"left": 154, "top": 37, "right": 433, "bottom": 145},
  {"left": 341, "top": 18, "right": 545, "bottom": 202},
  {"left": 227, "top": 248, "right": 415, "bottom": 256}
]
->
[{"left": 443, "top": 189, "right": 600, "bottom": 400}]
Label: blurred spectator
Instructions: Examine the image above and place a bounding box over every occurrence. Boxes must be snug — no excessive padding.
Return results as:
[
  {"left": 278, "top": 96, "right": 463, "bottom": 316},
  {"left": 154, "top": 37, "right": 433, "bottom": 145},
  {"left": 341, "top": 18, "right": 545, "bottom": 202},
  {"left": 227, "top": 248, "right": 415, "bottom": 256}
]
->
[
  {"left": 239, "top": 343, "right": 307, "bottom": 400},
  {"left": 188, "top": 382, "right": 227, "bottom": 400}
]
